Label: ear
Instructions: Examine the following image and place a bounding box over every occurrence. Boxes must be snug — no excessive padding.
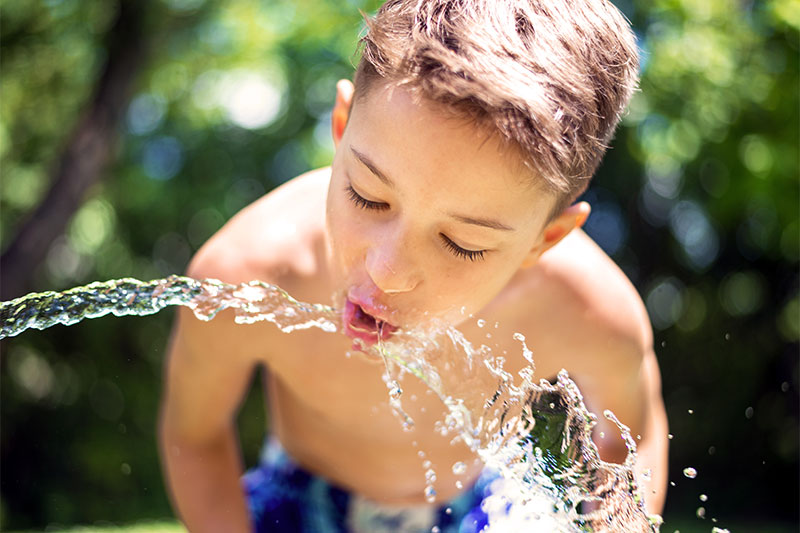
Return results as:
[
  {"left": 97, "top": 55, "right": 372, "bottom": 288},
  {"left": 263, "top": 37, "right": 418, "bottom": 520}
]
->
[
  {"left": 332, "top": 79, "right": 355, "bottom": 148},
  {"left": 520, "top": 202, "right": 591, "bottom": 268}
]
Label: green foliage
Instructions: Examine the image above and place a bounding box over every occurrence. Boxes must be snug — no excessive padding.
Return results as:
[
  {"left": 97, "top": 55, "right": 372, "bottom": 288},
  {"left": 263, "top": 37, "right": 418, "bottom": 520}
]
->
[{"left": 0, "top": 0, "right": 797, "bottom": 529}]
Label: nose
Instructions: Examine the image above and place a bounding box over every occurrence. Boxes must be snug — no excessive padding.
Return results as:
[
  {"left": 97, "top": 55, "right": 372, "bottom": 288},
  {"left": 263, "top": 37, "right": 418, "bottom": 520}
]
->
[{"left": 365, "top": 235, "right": 421, "bottom": 295}]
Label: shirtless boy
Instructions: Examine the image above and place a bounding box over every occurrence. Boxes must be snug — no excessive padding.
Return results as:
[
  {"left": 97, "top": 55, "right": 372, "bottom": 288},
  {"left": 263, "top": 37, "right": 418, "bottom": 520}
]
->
[{"left": 159, "top": 0, "right": 669, "bottom": 531}]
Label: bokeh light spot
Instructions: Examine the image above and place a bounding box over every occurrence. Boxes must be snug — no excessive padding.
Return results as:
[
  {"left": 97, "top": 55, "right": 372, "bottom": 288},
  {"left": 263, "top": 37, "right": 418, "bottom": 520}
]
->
[
  {"left": 8, "top": 346, "right": 54, "bottom": 401},
  {"left": 676, "top": 287, "right": 707, "bottom": 332},
  {"left": 719, "top": 271, "right": 766, "bottom": 317},
  {"left": 68, "top": 198, "right": 116, "bottom": 254},
  {"left": 219, "top": 70, "right": 283, "bottom": 129},
  {"left": 669, "top": 200, "right": 719, "bottom": 270},
  {"left": 142, "top": 136, "right": 184, "bottom": 180},
  {"left": 126, "top": 93, "right": 166, "bottom": 136},
  {"left": 739, "top": 134, "right": 773, "bottom": 176},
  {"left": 583, "top": 202, "right": 628, "bottom": 256},
  {"left": 646, "top": 277, "right": 686, "bottom": 330},
  {"left": 777, "top": 294, "right": 799, "bottom": 342}
]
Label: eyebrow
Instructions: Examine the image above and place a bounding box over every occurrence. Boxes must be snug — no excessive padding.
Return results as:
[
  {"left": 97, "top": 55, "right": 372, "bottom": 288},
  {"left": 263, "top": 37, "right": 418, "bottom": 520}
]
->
[
  {"left": 449, "top": 214, "right": 515, "bottom": 231},
  {"left": 351, "top": 147, "right": 394, "bottom": 187},
  {"left": 350, "top": 146, "right": 515, "bottom": 232}
]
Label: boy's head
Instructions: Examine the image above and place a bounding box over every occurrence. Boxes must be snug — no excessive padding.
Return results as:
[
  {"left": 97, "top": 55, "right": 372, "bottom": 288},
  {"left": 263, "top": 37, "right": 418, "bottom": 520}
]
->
[
  {"left": 354, "top": 0, "right": 639, "bottom": 218},
  {"left": 327, "top": 0, "right": 639, "bottom": 339}
]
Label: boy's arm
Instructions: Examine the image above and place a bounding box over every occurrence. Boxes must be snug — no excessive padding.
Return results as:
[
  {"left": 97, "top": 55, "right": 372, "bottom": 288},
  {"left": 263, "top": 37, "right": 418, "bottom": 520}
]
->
[
  {"left": 159, "top": 303, "right": 263, "bottom": 533},
  {"left": 576, "top": 337, "right": 669, "bottom": 516}
]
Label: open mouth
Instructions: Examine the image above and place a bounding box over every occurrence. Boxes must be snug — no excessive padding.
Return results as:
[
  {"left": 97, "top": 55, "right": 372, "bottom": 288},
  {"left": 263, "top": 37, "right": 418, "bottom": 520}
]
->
[{"left": 343, "top": 299, "right": 398, "bottom": 345}]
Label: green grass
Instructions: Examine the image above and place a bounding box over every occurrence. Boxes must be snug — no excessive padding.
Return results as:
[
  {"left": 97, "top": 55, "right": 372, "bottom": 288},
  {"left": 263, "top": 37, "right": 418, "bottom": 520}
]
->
[{"left": 9, "top": 521, "right": 185, "bottom": 533}]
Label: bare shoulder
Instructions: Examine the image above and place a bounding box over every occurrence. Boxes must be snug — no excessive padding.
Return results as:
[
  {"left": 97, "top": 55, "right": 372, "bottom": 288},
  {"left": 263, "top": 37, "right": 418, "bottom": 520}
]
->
[
  {"left": 160, "top": 169, "right": 331, "bottom": 441},
  {"left": 501, "top": 230, "right": 653, "bottom": 379},
  {"left": 172, "top": 167, "right": 331, "bottom": 368},
  {"left": 187, "top": 168, "right": 330, "bottom": 290},
  {"left": 540, "top": 230, "right": 651, "bottom": 348}
]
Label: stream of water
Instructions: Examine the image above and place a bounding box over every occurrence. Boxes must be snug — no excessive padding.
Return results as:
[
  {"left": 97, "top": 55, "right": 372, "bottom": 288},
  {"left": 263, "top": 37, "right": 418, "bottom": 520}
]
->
[{"left": 0, "top": 275, "right": 662, "bottom": 532}]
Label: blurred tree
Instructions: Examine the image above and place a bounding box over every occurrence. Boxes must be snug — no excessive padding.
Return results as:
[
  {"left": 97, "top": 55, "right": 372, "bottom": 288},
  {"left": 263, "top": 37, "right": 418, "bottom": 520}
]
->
[{"left": 0, "top": 1, "right": 157, "bottom": 300}]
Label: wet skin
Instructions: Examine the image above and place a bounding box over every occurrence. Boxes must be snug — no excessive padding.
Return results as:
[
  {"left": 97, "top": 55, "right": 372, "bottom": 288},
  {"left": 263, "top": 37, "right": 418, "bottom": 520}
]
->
[{"left": 159, "top": 80, "right": 669, "bottom": 532}]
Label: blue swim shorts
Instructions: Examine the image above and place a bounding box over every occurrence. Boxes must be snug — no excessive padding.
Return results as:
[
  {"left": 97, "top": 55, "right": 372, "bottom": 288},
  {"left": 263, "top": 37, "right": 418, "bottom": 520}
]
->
[{"left": 242, "top": 438, "right": 498, "bottom": 533}]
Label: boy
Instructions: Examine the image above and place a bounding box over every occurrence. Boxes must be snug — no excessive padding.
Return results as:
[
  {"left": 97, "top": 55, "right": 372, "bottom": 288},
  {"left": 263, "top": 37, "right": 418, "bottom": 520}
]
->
[{"left": 159, "top": 0, "right": 669, "bottom": 531}]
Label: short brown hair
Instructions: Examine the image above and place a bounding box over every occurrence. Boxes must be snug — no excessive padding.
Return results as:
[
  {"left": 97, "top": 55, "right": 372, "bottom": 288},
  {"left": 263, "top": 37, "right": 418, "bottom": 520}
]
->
[{"left": 354, "top": 0, "right": 639, "bottom": 216}]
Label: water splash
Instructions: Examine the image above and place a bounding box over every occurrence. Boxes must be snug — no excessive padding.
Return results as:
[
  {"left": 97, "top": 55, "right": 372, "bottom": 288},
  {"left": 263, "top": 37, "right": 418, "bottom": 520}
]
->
[
  {"left": 0, "top": 276, "right": 658, "bottom": 531},
  {"left": 0, "top": 275, "right": 337, "bottom": 339}
]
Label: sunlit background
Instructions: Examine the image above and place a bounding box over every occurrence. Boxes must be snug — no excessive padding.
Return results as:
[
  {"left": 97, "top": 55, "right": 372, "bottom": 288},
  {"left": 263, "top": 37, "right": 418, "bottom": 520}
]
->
[{"left": 1, "top": 0, "right": 797, "bottom": 531}]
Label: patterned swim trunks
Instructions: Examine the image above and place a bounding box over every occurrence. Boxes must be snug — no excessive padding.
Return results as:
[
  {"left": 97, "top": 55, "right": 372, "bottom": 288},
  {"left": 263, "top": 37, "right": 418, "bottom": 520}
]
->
[{"left": 242, "top": 438, "right": 498, "bottom": 533}]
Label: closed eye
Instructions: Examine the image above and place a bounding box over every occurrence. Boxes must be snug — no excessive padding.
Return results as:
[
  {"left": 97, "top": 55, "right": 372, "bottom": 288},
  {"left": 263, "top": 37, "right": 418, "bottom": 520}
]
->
[
  {"left": 440, "top": 234, "right": 486, "bottom": 262},
  {"left": 346, "top": 185, "right": 389, "bottom": 211}
]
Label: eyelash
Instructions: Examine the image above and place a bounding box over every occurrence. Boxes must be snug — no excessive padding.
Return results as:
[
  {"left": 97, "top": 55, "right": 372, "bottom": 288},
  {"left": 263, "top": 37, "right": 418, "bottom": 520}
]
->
[
  {"left": 346, "top": 185, "right": 389, "bottom": 211},
  {"left": 345, "top": 184, "right": 487, "bottom": 262},
  {"left": 440, "top": 234, "right": 486, "bottom": 262}
]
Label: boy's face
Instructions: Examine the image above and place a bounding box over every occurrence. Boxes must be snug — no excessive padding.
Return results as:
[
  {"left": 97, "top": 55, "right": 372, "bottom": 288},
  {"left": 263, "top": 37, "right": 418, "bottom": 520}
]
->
[{"left": 326, "top": 81, "right": 585, "bottom": 345}]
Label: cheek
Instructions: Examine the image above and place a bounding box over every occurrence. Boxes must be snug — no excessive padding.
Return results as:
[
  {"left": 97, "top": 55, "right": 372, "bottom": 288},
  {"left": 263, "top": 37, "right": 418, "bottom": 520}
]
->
[
  {"left": 434, "top": 258, "right": 519, "bottom": 313},
  {"left": 327, "top": 199, "right": 366, "bottom": 263}
]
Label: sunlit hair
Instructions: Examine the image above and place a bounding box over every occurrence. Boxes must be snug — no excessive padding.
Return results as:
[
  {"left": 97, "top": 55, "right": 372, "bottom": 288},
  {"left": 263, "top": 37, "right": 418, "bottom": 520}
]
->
[{"left": 354, "top": 0, "right": 639, "bottom": 217}]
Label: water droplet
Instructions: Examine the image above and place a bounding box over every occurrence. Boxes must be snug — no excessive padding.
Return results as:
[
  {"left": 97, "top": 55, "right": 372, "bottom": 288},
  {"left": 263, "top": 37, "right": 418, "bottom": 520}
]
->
[
  {"left": 418, "top": 450, "right": 426, "bottom": 458},
  {"left": 549, "top": 402, "right": 555, "bottom": 409},
  {"left": 424, "top": 485, "right": 437, "bottom": 502},
  {"left": 696, "top": 506, "right": 706, "bottom": 519},
  {"left": 708, "top": 446, "right": 716, "bottom": 455},
  {"left": 668, "top": 433, "right": 674, "bottom": 440},
  {"left": 744, "top": 406, "right": 754, "bottom": 419},
  {"left": 699, "top": 494, "right": 708, "bottom": 502},
  {"left": 670, "top": 481, "right": 676, "bottom": 486},
  {"left": 683, "top": 467, "right": 697, "bottom": 479},
  {"left": 781, "top": 381, "right": 789, "bottom": 392},
  {"left": 512, "top": 332, "right": 525, "bottom": 342},
  {"left": 425, "top": 468, "right": 437, "bottom": 483},
  {"left": 599, "top": 432, "right": 605, "bottom": 439},
  {"left": 389, "top": 382, "right": 403, "bottom": 400},
  {"left": 445, "top": 507, "right": 452, "bottom": 514},
  {"left": 431, "top": 527, "right": 440, "bottom": 533},
  {"left": 422, "top": 459, "right": 432, "bottom": 469},
  {"left": 687, "top": 409, "right": 694, "bottom": 415},
  {"left": 711, "top": 527, "right": 729, "bottom": 533},
  {"left": 120, "top": 463, "right": 131, "bottom": 475},
  {"left": 455, "top": 480, "right": 463, "bottom": 489},
  {"left": 642, "top": 469, "right": 652, "bottom": 481},
  {"left": 451, "top": 461, "right": 467, "bottom": 475},
  {"left": 477, "top": 319, "right": 486, "bottom": 328},
  {"left": 660, "top": 340, "right": 666, "bottom": 347}
]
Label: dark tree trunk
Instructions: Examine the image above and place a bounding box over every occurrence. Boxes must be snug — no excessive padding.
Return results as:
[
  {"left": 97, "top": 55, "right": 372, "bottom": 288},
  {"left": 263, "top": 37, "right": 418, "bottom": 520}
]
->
[{"left": 0, "top": 1, "right": 150, "bottom": 300}]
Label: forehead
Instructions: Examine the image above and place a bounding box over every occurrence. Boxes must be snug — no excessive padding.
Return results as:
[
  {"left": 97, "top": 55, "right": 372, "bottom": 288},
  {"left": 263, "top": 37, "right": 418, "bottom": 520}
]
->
[
  {"left": 353, "top": 83, "right": 521, "bottom": 175},
  {"left": 347, "top": 83, "right": 556, "bottom": 224}
]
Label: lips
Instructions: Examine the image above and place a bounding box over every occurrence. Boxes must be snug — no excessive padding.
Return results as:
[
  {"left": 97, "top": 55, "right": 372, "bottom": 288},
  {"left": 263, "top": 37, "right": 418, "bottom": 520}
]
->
[{"left": 343, "top": 298, "right": 398, "bottom": 345}]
